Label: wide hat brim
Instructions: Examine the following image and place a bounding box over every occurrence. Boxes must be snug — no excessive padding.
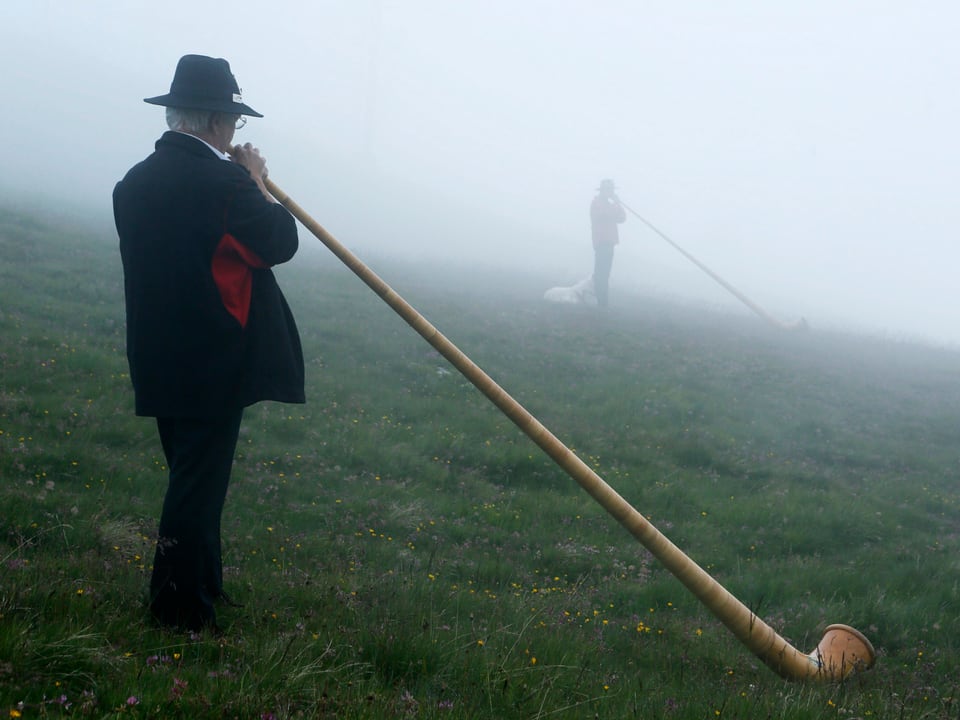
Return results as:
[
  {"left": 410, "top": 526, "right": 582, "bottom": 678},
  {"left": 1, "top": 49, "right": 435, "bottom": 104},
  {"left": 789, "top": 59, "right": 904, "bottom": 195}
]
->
[
  {"left": 144, "top": 92, "right": 262, "bottom": 117},
  {"left": 144, "top": 54, "right": 263, "bottom": 118},
  {"left": 144, "top": 92, "right": 263, "bottom": 117}
]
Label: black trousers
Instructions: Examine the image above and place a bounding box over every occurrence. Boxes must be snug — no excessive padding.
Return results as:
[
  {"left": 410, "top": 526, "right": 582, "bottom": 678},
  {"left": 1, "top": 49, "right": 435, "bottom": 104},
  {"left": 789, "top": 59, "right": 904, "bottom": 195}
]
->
[
  {"left": 593, "top": 244, "right": 615, "bottom": 308},
  {"left": 149, "top": 410, "right": 243, "bottom": 631}
]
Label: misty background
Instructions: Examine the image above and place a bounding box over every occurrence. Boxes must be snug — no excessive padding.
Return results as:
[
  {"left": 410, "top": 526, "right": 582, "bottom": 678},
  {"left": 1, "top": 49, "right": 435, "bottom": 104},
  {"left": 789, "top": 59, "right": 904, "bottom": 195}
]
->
[{"left": 3, "top": 1, "right": 958, "bottom": 347}]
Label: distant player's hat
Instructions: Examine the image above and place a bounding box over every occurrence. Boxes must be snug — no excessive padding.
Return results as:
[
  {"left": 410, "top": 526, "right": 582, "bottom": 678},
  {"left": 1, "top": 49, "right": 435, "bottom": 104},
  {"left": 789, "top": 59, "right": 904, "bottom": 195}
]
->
[
  {"left": 144, "top": 54, "right": 263, "bottom": 117},
  {"left": 596, "top": 178, "right": 616, "bottom": 191}
]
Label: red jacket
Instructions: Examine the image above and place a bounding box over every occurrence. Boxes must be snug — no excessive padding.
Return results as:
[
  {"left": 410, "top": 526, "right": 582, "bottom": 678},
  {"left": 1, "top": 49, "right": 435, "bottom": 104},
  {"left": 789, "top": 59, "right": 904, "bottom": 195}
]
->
[{"left": 590, "top": 196, "right": 626, "bottom": 248}]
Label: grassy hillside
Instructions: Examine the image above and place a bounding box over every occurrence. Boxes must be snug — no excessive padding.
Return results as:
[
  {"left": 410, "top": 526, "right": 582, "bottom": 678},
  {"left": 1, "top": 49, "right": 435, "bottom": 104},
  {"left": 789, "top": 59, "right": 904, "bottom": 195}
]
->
[{"left": 1, "top": 204, "right": 958, "bottom": 718}]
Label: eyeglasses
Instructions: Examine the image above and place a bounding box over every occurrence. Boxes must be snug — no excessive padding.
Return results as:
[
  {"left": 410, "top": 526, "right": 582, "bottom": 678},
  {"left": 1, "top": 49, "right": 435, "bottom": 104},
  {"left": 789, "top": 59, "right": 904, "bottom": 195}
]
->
[{"left": 235, "top": 116, "right": 247, "bottom": 130}]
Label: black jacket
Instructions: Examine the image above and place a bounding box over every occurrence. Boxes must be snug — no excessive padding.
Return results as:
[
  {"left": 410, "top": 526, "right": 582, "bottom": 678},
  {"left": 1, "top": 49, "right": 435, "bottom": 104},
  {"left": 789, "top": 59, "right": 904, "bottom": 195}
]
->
[{"left": 114, "top": 131, "right": 305, "bottom": 417}]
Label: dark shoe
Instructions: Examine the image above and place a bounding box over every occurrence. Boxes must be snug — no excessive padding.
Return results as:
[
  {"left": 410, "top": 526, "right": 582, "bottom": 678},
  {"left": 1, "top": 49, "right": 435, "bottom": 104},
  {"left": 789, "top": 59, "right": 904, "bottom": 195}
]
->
[
  {"left": 149, "top": 599, "right": 217, "bottom": 634},
  {"left": 217, "top": 590, "right": 244, "bottom": 608},
  {"left": 207, "top": 622, "right": 225, "bottom": 638}
]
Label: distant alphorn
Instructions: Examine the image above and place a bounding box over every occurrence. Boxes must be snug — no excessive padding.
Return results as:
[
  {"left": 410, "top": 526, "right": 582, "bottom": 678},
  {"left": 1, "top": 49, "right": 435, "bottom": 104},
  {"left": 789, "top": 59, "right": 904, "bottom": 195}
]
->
[
  {"left": 620, "top": 200, "right": 807, "bottom": 331},
  {"left": 263, "top": 175, "right": 874, "bottom": 681}
]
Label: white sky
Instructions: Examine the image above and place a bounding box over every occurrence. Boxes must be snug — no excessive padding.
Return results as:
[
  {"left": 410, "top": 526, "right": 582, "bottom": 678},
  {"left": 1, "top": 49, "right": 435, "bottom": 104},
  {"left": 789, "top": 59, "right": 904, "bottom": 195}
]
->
[{"left": 3, "top": 1, "right": 959, "bottom": 346}]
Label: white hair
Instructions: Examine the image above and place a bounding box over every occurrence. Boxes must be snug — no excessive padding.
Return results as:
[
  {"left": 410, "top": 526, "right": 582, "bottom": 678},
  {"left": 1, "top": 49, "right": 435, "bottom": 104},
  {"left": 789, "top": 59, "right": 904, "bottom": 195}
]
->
[{"left": 165, "top": 107, "right": 218, "bottom": 134}]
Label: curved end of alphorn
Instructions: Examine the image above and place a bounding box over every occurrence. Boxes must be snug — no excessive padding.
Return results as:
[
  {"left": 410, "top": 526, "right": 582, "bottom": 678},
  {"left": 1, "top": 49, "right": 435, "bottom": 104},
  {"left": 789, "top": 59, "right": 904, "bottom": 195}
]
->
[{"left": 802, "top": 624, "right": 876, "bottom": 681}]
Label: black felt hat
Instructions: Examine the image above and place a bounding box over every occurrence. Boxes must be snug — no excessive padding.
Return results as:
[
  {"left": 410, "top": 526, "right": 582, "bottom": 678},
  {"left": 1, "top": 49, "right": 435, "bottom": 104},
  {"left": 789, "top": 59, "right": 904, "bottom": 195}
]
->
[{"left": 144, "top": 54, "right": 263, "bottom": 117}]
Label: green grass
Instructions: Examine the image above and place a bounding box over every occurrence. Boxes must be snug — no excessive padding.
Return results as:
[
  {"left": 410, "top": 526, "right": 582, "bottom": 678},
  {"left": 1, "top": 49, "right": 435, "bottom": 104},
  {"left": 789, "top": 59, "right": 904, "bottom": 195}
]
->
[{"left": 2, "top": 203, "right": 960, "bottom": 718}]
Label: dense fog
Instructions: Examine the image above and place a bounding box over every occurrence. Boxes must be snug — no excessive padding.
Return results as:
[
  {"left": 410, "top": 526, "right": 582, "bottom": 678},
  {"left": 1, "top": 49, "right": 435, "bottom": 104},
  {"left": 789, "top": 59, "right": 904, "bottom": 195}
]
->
[{"left": 3, "top": 1, "right": 958, "bottom": 346}]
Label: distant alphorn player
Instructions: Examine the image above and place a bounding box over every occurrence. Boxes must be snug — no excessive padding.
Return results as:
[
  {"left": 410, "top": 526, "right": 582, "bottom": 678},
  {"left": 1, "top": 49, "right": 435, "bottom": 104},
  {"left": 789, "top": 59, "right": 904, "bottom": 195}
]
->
[
  {"left": 113, "top": 55, "right": 305, "bottom": 633},
  {"left": 590, "top": 178, "right": 626, "bottom": 308}
]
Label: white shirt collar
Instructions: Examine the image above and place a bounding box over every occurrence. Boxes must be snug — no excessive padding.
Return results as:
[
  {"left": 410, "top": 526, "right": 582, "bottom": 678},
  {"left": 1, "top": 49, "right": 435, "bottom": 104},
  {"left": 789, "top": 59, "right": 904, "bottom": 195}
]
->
[{"left": 174, "top": 131, "right": 230, "bottom": 160}]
